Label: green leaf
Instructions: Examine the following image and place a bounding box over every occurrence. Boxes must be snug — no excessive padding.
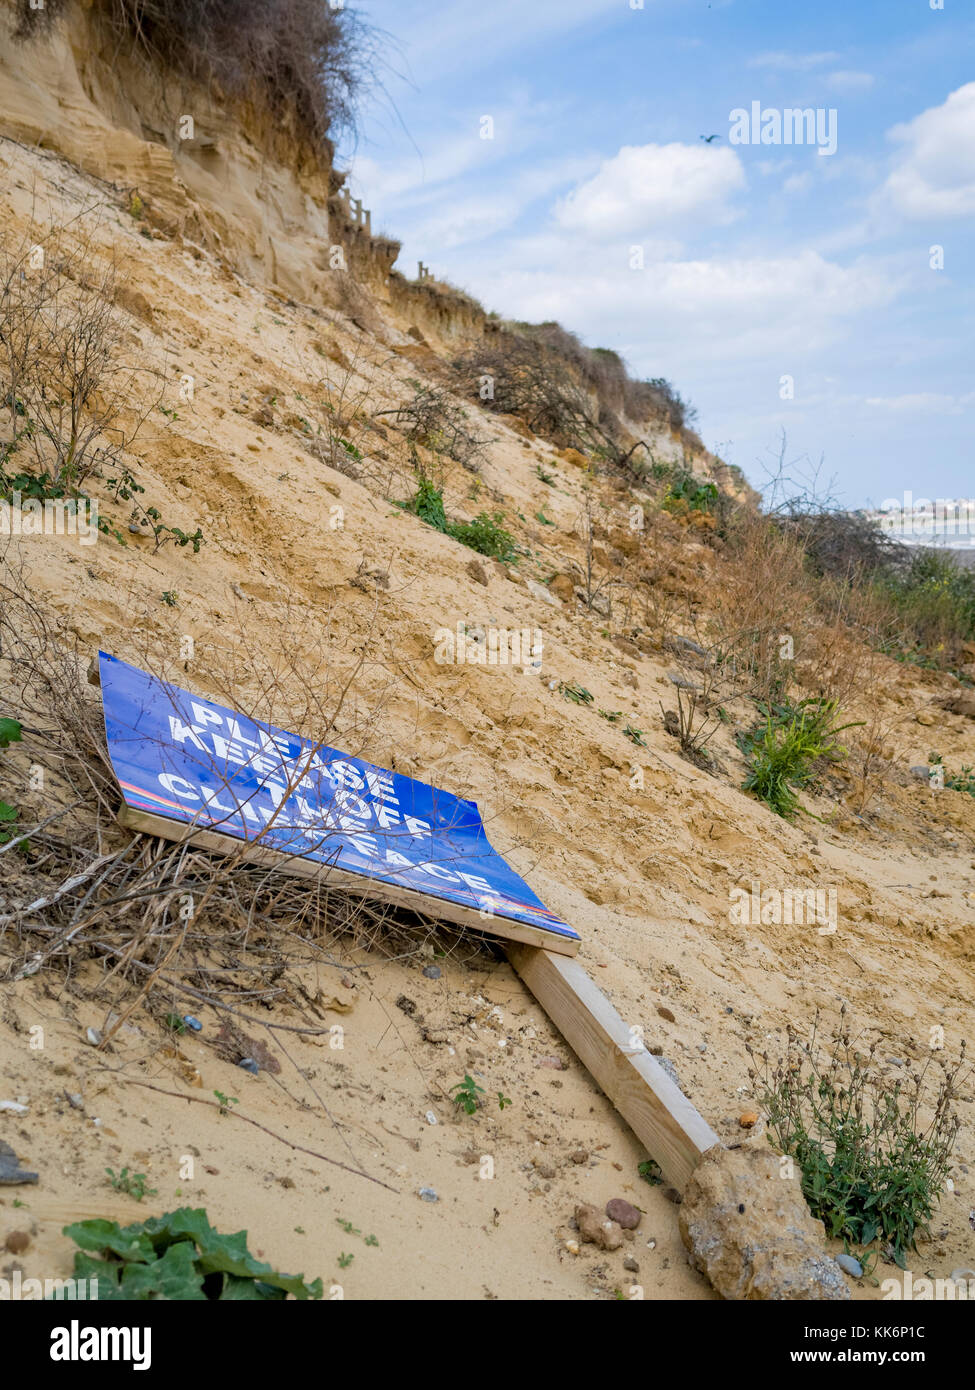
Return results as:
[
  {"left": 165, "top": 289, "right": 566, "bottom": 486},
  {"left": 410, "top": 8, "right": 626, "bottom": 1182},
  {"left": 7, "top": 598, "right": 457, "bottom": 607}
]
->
[
  {"left": 118, "top": 1241, "right": 206, "bottom": 1300},
  {"left": 67, "top": 1252, "right": 126, "bottom": 1299},
  {"left": 63, "top": 1218, "right": 155, "bottom": 1264},
  {"left": 0, "top": 718, "right": 22, "bottom": 750},
  {"left": 220, "top": 1274, "right": 286, "bottom": 1300}
]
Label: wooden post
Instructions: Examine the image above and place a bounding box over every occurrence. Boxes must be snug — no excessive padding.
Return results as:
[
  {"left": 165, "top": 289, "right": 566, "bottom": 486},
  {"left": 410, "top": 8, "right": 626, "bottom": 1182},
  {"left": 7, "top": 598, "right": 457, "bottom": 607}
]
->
[{"left": 507, "top": 945, "right": 721, "bottom": 1190}]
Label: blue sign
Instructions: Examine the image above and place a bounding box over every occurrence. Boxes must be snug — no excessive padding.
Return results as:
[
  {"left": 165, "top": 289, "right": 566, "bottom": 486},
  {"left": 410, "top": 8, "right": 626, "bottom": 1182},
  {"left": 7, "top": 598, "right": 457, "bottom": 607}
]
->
[{"left": 99, "top": 652, "right": 579, "bottom": 946}]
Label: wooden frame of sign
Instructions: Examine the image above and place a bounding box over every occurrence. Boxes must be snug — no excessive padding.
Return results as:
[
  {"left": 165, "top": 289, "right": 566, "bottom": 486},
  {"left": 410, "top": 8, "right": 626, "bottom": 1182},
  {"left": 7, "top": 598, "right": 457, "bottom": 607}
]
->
[
  {"left": 116, "top": 805, "right": 582, "bottom": 957},
  {"left": 506, "top": 944, "right": 721, "bottom": 1189},
  {"left": 119, "top": 806, "right": 722, "bottom": 1188}
]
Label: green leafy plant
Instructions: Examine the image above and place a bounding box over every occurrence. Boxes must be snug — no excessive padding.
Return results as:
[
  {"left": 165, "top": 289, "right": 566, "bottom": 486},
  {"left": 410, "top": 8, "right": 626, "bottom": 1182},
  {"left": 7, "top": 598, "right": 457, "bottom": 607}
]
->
[
  {"left": 0, "top": 717, "right": 22, "bottom": 750},
  {"left": 749, "top": 1011, "right": 969, "bottom": 1268},
  {"left": 739, "top": 697, "right": 862, "bottom": 819},
  {"left": 0, "top": 718, "right": 23, "bottom": 846},
  {"left": 451, "top": 1073, "right": 485, "bottom": 1116},
  {"left": 398, "top": 476, "right": 448, "bottom": 532},
  {"left": 161, "top": 590, "right": 178, "bottom": 608},
  {"left": 0, "top": 800, "right": 18, "bottom": 846},
  {"left": 449, "top": 511, "right": 516, "bottom": 563},
  {"left": 337, "top": 1252, "right": 354, "bottom": 1269},
  {"left": 337, "top": 437, "right": 362, "bottom": 462},
  {"left": 945, "top": 764, "right": 975, "bottom": 797},
  {"left": 497, "top": 1091, "right": 512, "bottom": 1111},
  {"left": 63, "top": 1207, "right": 322, "bottom": 1300},
  {"left": 663, "top": 471, "right": 719, "bottom": 515},
  {"left": 637, "top": 1158, "right": 663, "bottom": 1186},
  {"left": 105, "top": 1167, "right": 157, "bottom": 1203},
  {"left": 557, "top": 680, "right": 593, "bottom": 705},
  {"left": 622, "top": 723, "right": 648, "bottom": 747},
  {"left": 213, "top": 1090, "right": 238, "bottom": 1115}
]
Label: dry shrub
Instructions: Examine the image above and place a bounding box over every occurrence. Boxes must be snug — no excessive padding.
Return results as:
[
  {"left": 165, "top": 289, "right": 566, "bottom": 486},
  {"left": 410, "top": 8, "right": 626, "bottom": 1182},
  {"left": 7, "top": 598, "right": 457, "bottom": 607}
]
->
[
  {"left": 376, "top": 379, "right": 489, "bottom": 473},
  {"left": 14, "top": 0, "right": 378, "bottom": 146},
  {"left": 454, "top": 324, "right": 696, "bottom": 470},
  {"left": 0, "top": 215, "right": 164, "bottom": 496},
  {"left": 710, "top": 511, "right": 812, "bottom": 707}
]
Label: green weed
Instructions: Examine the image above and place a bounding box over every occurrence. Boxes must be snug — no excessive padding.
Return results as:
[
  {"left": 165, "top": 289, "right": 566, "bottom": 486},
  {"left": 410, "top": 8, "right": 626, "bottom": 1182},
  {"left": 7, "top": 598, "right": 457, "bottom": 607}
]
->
[{"left": 750, "top": 1011, "right": 968, "bottom": 1268}]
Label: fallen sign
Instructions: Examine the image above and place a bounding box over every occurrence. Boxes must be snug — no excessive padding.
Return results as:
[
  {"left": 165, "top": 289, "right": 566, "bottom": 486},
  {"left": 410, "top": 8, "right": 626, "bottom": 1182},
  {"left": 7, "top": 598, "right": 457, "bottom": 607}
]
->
[
  {"left": 100, "top": 651, "right": 721, "bottom": 1189},
  {"left": 99, "top": 652, "right": 581, "bottom": 955}
]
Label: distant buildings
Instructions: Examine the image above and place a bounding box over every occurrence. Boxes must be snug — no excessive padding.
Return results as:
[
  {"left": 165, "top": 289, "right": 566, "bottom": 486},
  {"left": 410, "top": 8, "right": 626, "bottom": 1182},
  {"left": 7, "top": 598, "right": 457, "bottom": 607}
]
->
[{"left": 859, "top": 495, "right": 975, "bottom": 549}]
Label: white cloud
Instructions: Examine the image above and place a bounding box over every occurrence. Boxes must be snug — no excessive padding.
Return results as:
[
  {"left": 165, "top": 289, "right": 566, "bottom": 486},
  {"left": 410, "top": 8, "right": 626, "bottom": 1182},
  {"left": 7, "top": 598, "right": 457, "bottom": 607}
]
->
[
  {"left": 883, "top": 83, "right": 975, "bottom": 219},
  {"left": 827, "top": 71, "right": 875, "bottom": 92},
  {"left": 555, "top": 143, "right": 745, "bottom": 237},
  {"left": 783, "top": 172, "right": 813, "bottom": 194},
  {"left": 463, "top": 243, "right": 900, "bottom": 369},
  {"left": 748, "top": 51, "right": 841, "bottom": 71}
]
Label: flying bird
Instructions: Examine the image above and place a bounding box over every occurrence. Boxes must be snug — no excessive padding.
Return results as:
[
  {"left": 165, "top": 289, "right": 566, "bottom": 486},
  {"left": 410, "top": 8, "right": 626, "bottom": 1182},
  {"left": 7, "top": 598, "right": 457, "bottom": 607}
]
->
[{"left": 700, "top": 134, "right": 720, "bottom": 143}]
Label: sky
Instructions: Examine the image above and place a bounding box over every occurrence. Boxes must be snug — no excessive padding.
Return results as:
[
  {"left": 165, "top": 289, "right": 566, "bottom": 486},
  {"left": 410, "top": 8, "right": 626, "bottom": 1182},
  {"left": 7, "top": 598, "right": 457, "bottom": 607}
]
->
[{"left": 340, "top": 0, "right": 974, "bottom": 508}]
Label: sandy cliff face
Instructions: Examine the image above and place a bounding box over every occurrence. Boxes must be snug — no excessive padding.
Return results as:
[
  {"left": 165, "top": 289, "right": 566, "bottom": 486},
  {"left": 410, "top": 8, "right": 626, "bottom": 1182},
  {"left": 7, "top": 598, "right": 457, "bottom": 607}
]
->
[{"left": 0, "top": 2, "right": 973, "bottom": 1301}]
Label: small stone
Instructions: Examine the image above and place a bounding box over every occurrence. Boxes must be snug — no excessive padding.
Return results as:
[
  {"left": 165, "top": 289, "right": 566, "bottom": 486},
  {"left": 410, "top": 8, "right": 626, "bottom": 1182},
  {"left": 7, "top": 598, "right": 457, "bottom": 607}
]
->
[
  {"left": 836, "top": 1254, "right": 863, "bottom": 1278},
  {"left": 657, "top": 1006, "right": 676, "bottom": 1023},
  {"left": 65, "top": 1093, "right": 84, "bottom": 1110},
  {"left": 536, "top": 1164, "right": 556, "bottom": 1181},
  {"left": 278, "top": 1176, "right": 296, "bottom": 1189},
  {"left": 915, "top": 711, "right": 936, "bottom": 726},
  {"left": 425, "top": 1110, "right": 438, "bottom": 1126},
  {"left": 85, "top": 1027, "right": 102, "bottom": 1046},
  {"left": 4, "top": 1231, "right": 30, "bottom": 1254},
  {"left": 623, "top": 1256, "right": 640, "bottom": 1273},
  {"left": 575, "top": 1204, "right": 624, "bottom": 1251},
  {"left": 183, "top": 1015, "right": 202, "bottom": 1032},
  {"left": 525, "top": 576, "right": 561, "bottom": 608},
  {"left": 419, "top": 1187, "right": 438, "bottom": 1202},
  {"left": 663, "top": 1187, "right": 683, "bottom": 1205},
  {"left": 606, "top": 1198, "right": 641, "bottom": 1230},
  {"left": 536, "top": 1056, "right": 565, "bottom": 1070},
  {"left": 564, "top": 1239, "right": 580, "bottom": 1256},
  {"left": 238, "top": 1058, "right": 260, "bottom": 1075},
  {"left": 739, "top": 1111, "right": 759, "bottom": 1128},
  {"left": 422, "top": 965, "right": 442, "bottom": 980},
  {"left": 570, "top": 1149, "right": 589, "bottom": 1165},
  {"left": 0, "top": 1101, "right": 28, "bottom": 1115}
]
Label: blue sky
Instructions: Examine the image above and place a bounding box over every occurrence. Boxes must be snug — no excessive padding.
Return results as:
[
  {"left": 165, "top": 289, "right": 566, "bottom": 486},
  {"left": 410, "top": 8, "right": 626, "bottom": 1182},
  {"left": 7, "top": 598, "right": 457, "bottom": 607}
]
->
[{"left": 342, "top": 1, "right": 974, "bottom": 507}]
